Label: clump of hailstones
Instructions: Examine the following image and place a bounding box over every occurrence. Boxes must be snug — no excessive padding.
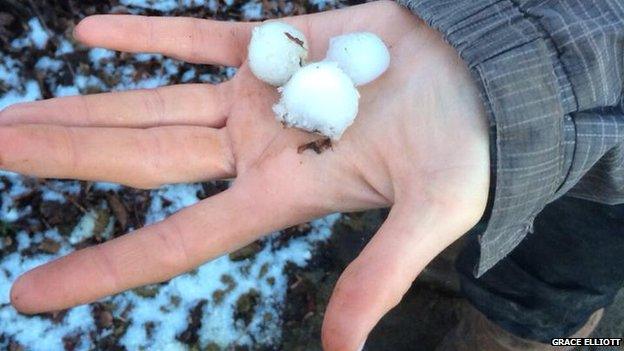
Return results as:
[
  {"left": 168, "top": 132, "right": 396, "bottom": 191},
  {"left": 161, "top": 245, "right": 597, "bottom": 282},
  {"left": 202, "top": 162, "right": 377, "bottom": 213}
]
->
[{"left": 247, "top": 22, "right": 390, "bottom": 143}]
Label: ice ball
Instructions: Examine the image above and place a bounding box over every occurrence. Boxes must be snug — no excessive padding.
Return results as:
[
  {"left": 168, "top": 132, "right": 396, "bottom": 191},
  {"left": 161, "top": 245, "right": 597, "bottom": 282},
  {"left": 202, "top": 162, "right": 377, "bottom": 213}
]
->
[
  {"left": 273, "top": 61, "right": 359, "bottom": 140},
  {"left": 325, "top": 32, "right": 390, "bottom": 86},
  {"left": 248, "top": 21, "right": 309, "bottom": 86}
]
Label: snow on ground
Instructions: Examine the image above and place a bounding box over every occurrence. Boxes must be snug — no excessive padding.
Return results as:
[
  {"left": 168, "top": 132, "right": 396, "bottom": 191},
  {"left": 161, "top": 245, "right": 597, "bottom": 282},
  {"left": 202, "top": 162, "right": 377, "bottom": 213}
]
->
[
  {"left": 312, "top": 0, "right": 337, "bottom": 9},
  {"left": 0, "top": 6, "right": 340, "bottom": 350},
  {"left": 120, "top": 0, "right": 219, "bottom": 12},
  {"left": 0, "top": 80, "right": 41, "bottom": 110},
  {"left": 242, "top": 1, "right": 264, "bottom": 20},
  {"left": 11, "top": 18, "right": 50, "bottom": 50}
]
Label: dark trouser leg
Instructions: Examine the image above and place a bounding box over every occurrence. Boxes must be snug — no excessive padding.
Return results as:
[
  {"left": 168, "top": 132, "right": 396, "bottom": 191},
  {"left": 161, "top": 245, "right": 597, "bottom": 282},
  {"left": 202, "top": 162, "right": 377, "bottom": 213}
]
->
[{"left": 456, "top": 196, "right": 624, "bottom": 343}]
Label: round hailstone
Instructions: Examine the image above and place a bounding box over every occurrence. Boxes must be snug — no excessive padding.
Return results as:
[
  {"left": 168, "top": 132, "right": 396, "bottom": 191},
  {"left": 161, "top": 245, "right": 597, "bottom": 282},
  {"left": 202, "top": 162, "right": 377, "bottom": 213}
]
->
[
  {"left": 325, "top": 32, "right": 390, "bottom": 86},
  {"left": 248, "top": 21, "right": 309, "bottom": 86},
  {"left": 273, "top": 61, "right": 360, "bottom": 140}
]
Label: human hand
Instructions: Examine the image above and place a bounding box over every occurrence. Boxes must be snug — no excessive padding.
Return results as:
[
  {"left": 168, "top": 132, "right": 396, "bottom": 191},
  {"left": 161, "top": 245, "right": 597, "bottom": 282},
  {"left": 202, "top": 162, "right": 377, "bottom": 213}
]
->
[{"left": 1, "top": 1, "right": 489, "bottom": 350}]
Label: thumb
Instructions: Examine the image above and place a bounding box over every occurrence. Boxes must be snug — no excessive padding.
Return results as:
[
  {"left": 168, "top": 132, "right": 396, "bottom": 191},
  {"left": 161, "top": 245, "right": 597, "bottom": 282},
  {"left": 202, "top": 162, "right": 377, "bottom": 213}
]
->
[{"left": 321, "top": 203, "right": 464, "bottom": 351}]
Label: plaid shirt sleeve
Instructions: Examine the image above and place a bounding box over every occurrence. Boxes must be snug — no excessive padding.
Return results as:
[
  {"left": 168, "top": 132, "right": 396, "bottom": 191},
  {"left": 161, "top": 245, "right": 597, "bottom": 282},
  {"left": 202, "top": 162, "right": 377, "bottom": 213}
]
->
[{"left": 396, "top": 0, "right": 624, "bottom": 276}]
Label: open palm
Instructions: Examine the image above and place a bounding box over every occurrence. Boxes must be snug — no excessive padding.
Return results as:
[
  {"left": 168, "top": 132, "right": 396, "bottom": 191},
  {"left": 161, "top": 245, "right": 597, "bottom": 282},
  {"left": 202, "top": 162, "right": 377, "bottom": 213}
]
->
[{"left": 1, "top": 2, "right": 490, "bottom": 350}]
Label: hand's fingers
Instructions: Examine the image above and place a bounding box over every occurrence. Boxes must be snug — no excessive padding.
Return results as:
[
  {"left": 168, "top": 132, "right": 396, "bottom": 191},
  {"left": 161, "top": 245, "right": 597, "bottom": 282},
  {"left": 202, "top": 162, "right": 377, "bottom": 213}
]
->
[
  {"left": 10, "top": 171, "right": 327, "bottom": 313},
  {"left": 0, "top": 84, "right": 230, "bottom": 128},
  {"left": 321, "top": 204, "right": 461, "bottom": 351},
  {"left": 74, "top": 15, "right": 254, "bottom": 66},
  {"left": 0, "top": 124, "right": 235, "bottom": 188}
]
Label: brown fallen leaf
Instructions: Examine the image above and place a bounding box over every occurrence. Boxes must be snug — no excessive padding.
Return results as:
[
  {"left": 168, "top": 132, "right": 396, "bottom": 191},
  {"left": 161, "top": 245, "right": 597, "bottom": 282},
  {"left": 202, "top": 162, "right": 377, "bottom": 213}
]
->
[{"left": 106, "top": 192, "right": 128, "bottom": 230}]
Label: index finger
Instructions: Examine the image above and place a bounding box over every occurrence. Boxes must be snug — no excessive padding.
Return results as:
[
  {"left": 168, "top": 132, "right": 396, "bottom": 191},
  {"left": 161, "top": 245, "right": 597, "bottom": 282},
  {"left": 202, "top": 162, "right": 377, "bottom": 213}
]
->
[{"left": 74, "top": 15, "right": 255, "bottom": 66}]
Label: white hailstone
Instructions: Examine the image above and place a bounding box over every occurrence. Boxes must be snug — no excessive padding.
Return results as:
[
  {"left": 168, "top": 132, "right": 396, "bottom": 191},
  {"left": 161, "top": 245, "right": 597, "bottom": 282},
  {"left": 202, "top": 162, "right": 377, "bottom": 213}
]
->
[
  {"left": 325, "top": 32, "right": 390, "bottom": 86},
  {"left": 248, "top": 21, "right": 309, "bottom": 86},
  {"left": 273, "top": 61, "right": 360, "bottom": 140}
]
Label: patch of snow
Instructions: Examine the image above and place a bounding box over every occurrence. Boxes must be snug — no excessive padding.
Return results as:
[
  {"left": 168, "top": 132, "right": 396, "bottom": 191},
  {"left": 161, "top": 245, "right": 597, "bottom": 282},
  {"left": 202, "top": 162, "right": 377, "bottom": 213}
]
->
[
  {"left": 225, "top": 67, "right": 238, "bottom": 78},
  {"left": 282, "top": 1, "right": 294, "bottom": 13},
  {"left": 0, "top": 56, "right": 22, "bottom": 88},
  {"left": 0, "top": 173, "right": 28, "bottom": 222},
  {"left": 35, "top": 57, "right": 64, "bottom": 72},
  {"left": 134, "top": 53, "right": 163, "bottom": 62},
  {"left": 242, "top": 1, "right": 264, "bottom": 20},
  {"left": 198, "top": 73, "right": 221, "bottom": 84},
  {"left": 310, "top": 0, "right": 337, "bottom": 10},
  {"left": 15, "top": 232, "right": 32, "bottom": 251},
  {"left": 68, "top": 210, "right": 99, "bottom": 244},
  {"left": 27, "top": 18, "right": 50, "bottom": 50},
  {"left": 125, "top": 76, "right": 170, "bottom": 90},
  {"left": 53, "top": 85, "right": 80, "bottom": 97},
  {"left": 120, "top": 0, "right": 213, "bottom": 12},
  {"left": 10, "top": 18, "right": 50, "bottom": 50},
  {"left": 10, "top": 37, "right": 29, "bottom": 50},
  {"left": 44, "top": 180, "right": 81, "bottom": 196},
  {"left": 74, "top": 74, "right": 106, "bottom": 92},
  {"left": 55, "top": 39, "right": 74, "bottom": 55},
  {"left": 181, "top": 68, "right": 197, "bottom": 82},
  {"left": 163, "top": 58, "right": 180, "bottom": 75},
  {"left": 92, "top": 182, "right": 123, "bottom": 192},
  {"left": 0, "top": 80, "right": 41, "bottom": 111},
  {"left": 68, "top": 208, "right": 113, "bottom": 244},
  {"left": 146, "top": 183, "right": 204, "bottom": 224},
  {"left": 89, "top": 48, "right": 116, "bottom": 66},
  {"left": 41, "top": 190, "right": 67, "bottom": 203}
]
